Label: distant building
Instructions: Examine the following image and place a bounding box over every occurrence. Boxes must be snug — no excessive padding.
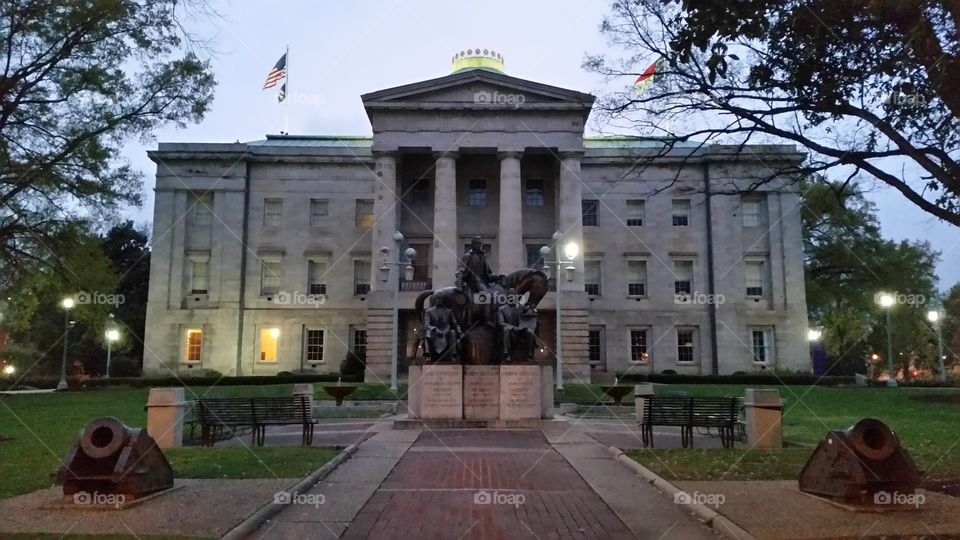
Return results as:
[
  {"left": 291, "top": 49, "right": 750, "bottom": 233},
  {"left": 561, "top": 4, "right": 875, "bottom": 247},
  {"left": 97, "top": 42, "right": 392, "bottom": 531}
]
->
[{"left": 143, "top": 50, "right": 809, "bottom": 381}]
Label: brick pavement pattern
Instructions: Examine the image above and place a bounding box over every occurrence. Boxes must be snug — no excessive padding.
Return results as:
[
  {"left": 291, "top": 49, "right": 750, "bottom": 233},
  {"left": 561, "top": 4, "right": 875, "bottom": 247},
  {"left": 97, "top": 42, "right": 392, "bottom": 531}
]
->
[{"left": 342, "top": 430, "right": 636, "bottom": 539}]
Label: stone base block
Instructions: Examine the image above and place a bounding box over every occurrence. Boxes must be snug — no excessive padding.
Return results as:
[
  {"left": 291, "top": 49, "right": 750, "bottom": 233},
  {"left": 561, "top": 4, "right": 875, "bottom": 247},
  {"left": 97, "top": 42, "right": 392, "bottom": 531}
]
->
[
  {"left": 417, "top": 364, "right": 463, "bottom": 420},
  {"left": 500, "top": 364, "right": 541, "bottom": 421},
  {"left": 463, "top": 365, "right": 499, "bottom": 420}
]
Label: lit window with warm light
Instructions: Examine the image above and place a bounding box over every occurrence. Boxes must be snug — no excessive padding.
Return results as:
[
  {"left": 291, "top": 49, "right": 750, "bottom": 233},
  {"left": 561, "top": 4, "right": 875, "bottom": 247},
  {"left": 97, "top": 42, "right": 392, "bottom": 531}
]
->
[
  {"left": 185, "top": 329, "right": 203, "bottom": 363},
  {"left": 260, "top": 328, "right": 280, "bottom": 362}
]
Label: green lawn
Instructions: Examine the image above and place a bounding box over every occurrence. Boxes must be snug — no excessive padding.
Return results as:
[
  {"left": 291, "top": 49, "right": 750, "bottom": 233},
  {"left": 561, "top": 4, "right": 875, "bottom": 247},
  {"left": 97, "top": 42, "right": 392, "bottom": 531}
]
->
[
  {"left": 165, "top": 446, "right": 339, "bottom": 479},
  {"left": 0, "top": 384, "right": 349, "bottom": 498},
  {"left": 623, "top": 384, "right": 960, "bottom": 481},
  {"left": 628, "top": 448, "right": 812, "bottom": 481},
  {"left": 4, "top": 382, "right": 959, "bottom": 494}
]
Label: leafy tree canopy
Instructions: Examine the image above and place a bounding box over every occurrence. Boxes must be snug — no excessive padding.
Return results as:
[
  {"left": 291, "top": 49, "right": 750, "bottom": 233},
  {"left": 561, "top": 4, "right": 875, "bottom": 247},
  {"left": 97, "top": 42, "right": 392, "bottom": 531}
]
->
[
  {"left": 0, "top": 0, "right": 215, "bottom": 294},
  {"left": 587, "top": 0, "right": 960, "bottom": 225}
]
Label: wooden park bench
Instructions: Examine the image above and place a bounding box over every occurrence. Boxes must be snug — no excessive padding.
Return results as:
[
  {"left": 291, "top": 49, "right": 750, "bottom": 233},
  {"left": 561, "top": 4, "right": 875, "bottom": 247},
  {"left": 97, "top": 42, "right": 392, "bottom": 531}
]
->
[
  {"left": 640, "top": 396, "right": 739, "bottom": 449},
  {"left": 196, "top": 395, "right": 316, "bottom": 447}
]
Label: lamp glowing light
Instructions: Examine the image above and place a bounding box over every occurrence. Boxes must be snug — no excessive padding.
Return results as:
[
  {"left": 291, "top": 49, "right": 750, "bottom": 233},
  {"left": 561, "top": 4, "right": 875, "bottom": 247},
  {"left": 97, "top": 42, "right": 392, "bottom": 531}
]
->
[
  {"left": 62, "top": 297, "right": 75, "bottom": 309},
  {"left": 563, "top": 241, "right": 579, "bottom": 261}
]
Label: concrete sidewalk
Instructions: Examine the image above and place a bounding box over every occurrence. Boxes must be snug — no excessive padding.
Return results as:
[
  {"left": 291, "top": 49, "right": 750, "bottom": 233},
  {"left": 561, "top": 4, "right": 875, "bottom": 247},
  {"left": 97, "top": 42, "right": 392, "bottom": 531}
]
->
[
  {"left": 254, "top": 429, "right": 419, "bottom": 539},
  {"left": 544, "top": 422, "right": 718, "bottom": 539}
]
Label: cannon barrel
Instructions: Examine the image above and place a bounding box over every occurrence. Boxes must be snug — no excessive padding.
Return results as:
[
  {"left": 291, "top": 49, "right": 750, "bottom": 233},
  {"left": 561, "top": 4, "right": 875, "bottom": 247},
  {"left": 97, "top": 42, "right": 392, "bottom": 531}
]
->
[
  {"left": 80, "top": 417, "right": 131, "bottom": 459},
  {"left": 844, "top": 418, "right": 897, "bottom": 462}
]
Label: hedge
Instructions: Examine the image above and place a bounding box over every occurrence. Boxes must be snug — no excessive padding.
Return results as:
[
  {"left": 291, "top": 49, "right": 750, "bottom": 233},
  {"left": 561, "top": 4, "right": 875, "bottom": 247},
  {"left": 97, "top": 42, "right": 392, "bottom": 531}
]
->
[
  {"left": 1, "top": 372, "right": 364, "bottom": 391},
  {"left": 614, "top": 372, "right": 857, "bottom": 386}
]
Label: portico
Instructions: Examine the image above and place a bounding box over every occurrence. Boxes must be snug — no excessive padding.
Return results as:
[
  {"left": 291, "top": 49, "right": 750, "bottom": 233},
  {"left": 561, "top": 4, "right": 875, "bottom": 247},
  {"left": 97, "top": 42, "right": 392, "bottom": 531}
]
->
[{"left": 359, "top": 60, "right": 594, "bottom": 383}]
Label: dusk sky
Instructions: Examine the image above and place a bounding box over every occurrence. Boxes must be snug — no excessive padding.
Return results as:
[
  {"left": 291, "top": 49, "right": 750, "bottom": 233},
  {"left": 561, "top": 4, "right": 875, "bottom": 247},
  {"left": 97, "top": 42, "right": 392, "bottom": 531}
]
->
[{"left": 122, "top": 0, "right": 958, "bottom": 290}]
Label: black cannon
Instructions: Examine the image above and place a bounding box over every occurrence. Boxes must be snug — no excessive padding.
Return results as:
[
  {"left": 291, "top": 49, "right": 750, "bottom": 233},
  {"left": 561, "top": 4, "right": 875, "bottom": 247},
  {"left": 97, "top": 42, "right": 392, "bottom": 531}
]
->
[
  {"left": 56, "top": 417, "right": 174, "bottom": 502},
  {"left": 798, "top": 418, "right": 920, "bottom": 505}
]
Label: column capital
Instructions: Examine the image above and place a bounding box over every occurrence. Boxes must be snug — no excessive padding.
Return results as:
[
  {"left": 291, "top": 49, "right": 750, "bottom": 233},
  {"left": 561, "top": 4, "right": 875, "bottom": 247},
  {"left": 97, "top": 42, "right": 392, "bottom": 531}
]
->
[
  {"left": 557, "top": 150, "right": 584, "bottom": 161},
  {"left": 432, "top": 150, "right": 459, "bottom": 161},
  {"left": 497, "top": 150, "right": 523, "bottom": 161}
]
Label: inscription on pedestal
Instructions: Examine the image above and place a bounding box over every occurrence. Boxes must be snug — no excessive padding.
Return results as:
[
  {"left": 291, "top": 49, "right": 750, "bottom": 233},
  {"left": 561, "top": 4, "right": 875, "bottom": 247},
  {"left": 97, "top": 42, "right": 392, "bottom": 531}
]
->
[
  {"left": 499, "top": 365, "right": 541, "bottom": 421},
  {"left": 419, "top": 365, "right": 463, "bottom": 420},
  {"left": 464, "top": 365, "right": 500, "bottom": 420}
]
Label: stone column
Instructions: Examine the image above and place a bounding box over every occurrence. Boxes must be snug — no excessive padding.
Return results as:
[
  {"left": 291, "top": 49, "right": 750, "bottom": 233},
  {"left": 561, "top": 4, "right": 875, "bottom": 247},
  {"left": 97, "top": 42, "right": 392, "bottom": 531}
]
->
[
  {"left": 432, "top": 151, "right": 459, "bottom": 287},
  {"left": 370, "top": 152, "right": 398, "bottom": 289},
  {"left": 556, "top": 151, "right": 590, "bottom": 383},
  {"left": 364, "top": 152, "right": 398, "bottom": 383},
  {"left": 498, "top": 151, "right": 523, "bottom": 272},
  {"left": 557, "top": 152, "right": 585, "bottom": 291}
]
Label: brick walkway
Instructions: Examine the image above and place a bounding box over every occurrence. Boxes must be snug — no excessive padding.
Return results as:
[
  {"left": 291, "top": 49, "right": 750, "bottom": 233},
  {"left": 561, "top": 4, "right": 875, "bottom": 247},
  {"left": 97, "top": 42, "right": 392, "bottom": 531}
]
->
[{"left": 342, "top": 430, "right": 636, "bottom": 539}]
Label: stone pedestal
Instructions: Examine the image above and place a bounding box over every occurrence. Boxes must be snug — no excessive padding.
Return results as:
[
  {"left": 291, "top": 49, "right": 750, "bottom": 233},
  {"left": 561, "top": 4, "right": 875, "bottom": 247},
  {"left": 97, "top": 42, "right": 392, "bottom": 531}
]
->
[
  {"left": 399, "top": 363, "right": 552, "bottom": 428},
  {"left": 745, "top": 388, "right": 783, "bottom": 449},
  {"left": 464, "top": 365, "right": 499, "bottom": 420},
  {"left": 146, "top": 387, "right": 186, "bottom": 448},
  {"left": 540, "top": 365, "right": 554, "bottom": 419},
  {"left": 499, "top": 365, "right": 541, "bottom": 421},
  {"left": 407, "top": 365, "right": 422, "bottom": 417},
  {"left": 419, "top": 365, "right": 463, "bottom": 420},
  {"left": 634, "top": 383, "right": 655, "bottom": 423}
]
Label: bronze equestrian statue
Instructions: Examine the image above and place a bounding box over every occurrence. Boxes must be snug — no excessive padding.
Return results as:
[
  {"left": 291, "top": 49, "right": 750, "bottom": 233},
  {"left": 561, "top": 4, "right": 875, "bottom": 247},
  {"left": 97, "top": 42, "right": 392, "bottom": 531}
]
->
[{"left": 415, "top": 263, "right": 549, "bottom": 364}]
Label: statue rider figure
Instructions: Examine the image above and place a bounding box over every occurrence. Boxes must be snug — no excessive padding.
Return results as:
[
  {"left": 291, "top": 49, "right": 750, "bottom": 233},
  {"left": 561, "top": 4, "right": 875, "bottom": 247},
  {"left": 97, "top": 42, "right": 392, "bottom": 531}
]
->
[
  {"left": 497, "top": 288, "right": 536, "bottom": 362},
  {"left": 422, "top": 299, "right": 461, "bottom": 362},
  {"left": 457, "top": 236, "right": 496, "bottom": 325}
]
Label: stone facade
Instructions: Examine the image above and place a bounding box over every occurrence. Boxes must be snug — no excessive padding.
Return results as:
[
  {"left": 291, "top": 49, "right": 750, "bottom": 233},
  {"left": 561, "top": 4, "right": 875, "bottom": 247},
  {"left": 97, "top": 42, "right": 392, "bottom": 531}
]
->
[{"left": 142, "top": 60, "right": 809, "bottom": 381}]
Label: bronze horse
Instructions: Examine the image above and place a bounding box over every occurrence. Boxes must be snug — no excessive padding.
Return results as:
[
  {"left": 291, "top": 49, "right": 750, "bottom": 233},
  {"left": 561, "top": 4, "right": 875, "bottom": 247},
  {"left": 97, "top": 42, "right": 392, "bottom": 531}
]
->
[
  {"left": 415, "top": 268, "right": 549, "bottom": 323},
  {"left": 415, "top": 268, "right": 549, "bottom": 364}
]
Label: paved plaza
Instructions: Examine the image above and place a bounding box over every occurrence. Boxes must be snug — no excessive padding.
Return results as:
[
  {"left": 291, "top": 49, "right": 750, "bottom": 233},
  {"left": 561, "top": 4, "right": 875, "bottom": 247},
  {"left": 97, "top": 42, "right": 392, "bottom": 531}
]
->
[{"left": 255, "top": 423, "right": 718, "bottom": 539}]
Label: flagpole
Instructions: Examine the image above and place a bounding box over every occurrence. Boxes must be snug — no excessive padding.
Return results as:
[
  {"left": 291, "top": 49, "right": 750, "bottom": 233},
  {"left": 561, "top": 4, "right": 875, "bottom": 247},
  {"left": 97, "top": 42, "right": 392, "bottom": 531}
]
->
[{"left": 284, "top": 44, "right": 290, "bottom": 134}]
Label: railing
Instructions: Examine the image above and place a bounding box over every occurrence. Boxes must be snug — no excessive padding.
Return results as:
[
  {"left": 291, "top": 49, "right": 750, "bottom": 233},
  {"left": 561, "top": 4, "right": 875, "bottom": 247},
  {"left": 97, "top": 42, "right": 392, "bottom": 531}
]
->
[{"left": 400, "top": 278, "right": 432, "bottom": 292}]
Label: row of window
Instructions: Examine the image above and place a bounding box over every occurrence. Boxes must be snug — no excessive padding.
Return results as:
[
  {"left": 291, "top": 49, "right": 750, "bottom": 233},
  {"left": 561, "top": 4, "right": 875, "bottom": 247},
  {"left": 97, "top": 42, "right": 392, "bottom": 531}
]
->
[
  {"left": 581, "top": 196, "right": 765, "bottom": 228},
  {"left": 190, "top": 193, "right": 766, "bottom": 230},
  {"left": 585, "top": 326, "right": 775, "bottom": 366},
  {"left": 182, "top": 323, "right": 774, "bottom": 367},
  {"left": 183, "top": 327, "right": 367, "bottom": 364},
  {"left": 188, "top": 251, "right": 768, "bottom": 300},
  {"left": 582, "top": 258, "right": 767, "bottom": 298}
]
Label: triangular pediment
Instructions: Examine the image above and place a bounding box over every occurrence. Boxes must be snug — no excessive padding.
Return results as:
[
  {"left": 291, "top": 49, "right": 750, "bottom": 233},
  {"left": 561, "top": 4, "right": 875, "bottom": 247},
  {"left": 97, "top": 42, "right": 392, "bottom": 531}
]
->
[{"left": 361, "top": 69, "right": 594, "bottom": 109}]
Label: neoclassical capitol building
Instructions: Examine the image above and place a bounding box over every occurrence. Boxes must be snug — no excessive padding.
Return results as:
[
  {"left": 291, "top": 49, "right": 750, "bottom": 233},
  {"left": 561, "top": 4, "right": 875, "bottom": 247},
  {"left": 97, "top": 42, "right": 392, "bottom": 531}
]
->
[{"left": 143, "top": 51, "right": 810, "bottom": 381}]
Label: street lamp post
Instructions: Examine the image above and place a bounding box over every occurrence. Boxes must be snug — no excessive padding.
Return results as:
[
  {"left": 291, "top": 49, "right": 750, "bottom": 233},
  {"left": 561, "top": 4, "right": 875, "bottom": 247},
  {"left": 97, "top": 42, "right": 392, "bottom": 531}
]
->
[
  {"left": 105, "top": 313, "right": 119, "bottom": 379},
  {"left": 379, "top": 231, "right": 416, "bottom": 392},
  {"left": 927, "top": 309, "right": 945, "bottom": 383},
  {"left": 540, "top": 232, "right": 579, "bottom": 391},
  {"left": 58, "top": 297, "right": 75, "bottom": 391},
  {"left": 877, "top": 292, "right": 896, "bottom": 387}
]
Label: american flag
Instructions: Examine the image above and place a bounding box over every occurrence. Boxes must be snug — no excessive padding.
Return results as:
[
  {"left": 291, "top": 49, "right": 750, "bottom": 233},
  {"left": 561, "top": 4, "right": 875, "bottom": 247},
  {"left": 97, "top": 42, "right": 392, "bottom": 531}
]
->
[{"left": 263, "top": 53, "right": 287, "bottom": 89}]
